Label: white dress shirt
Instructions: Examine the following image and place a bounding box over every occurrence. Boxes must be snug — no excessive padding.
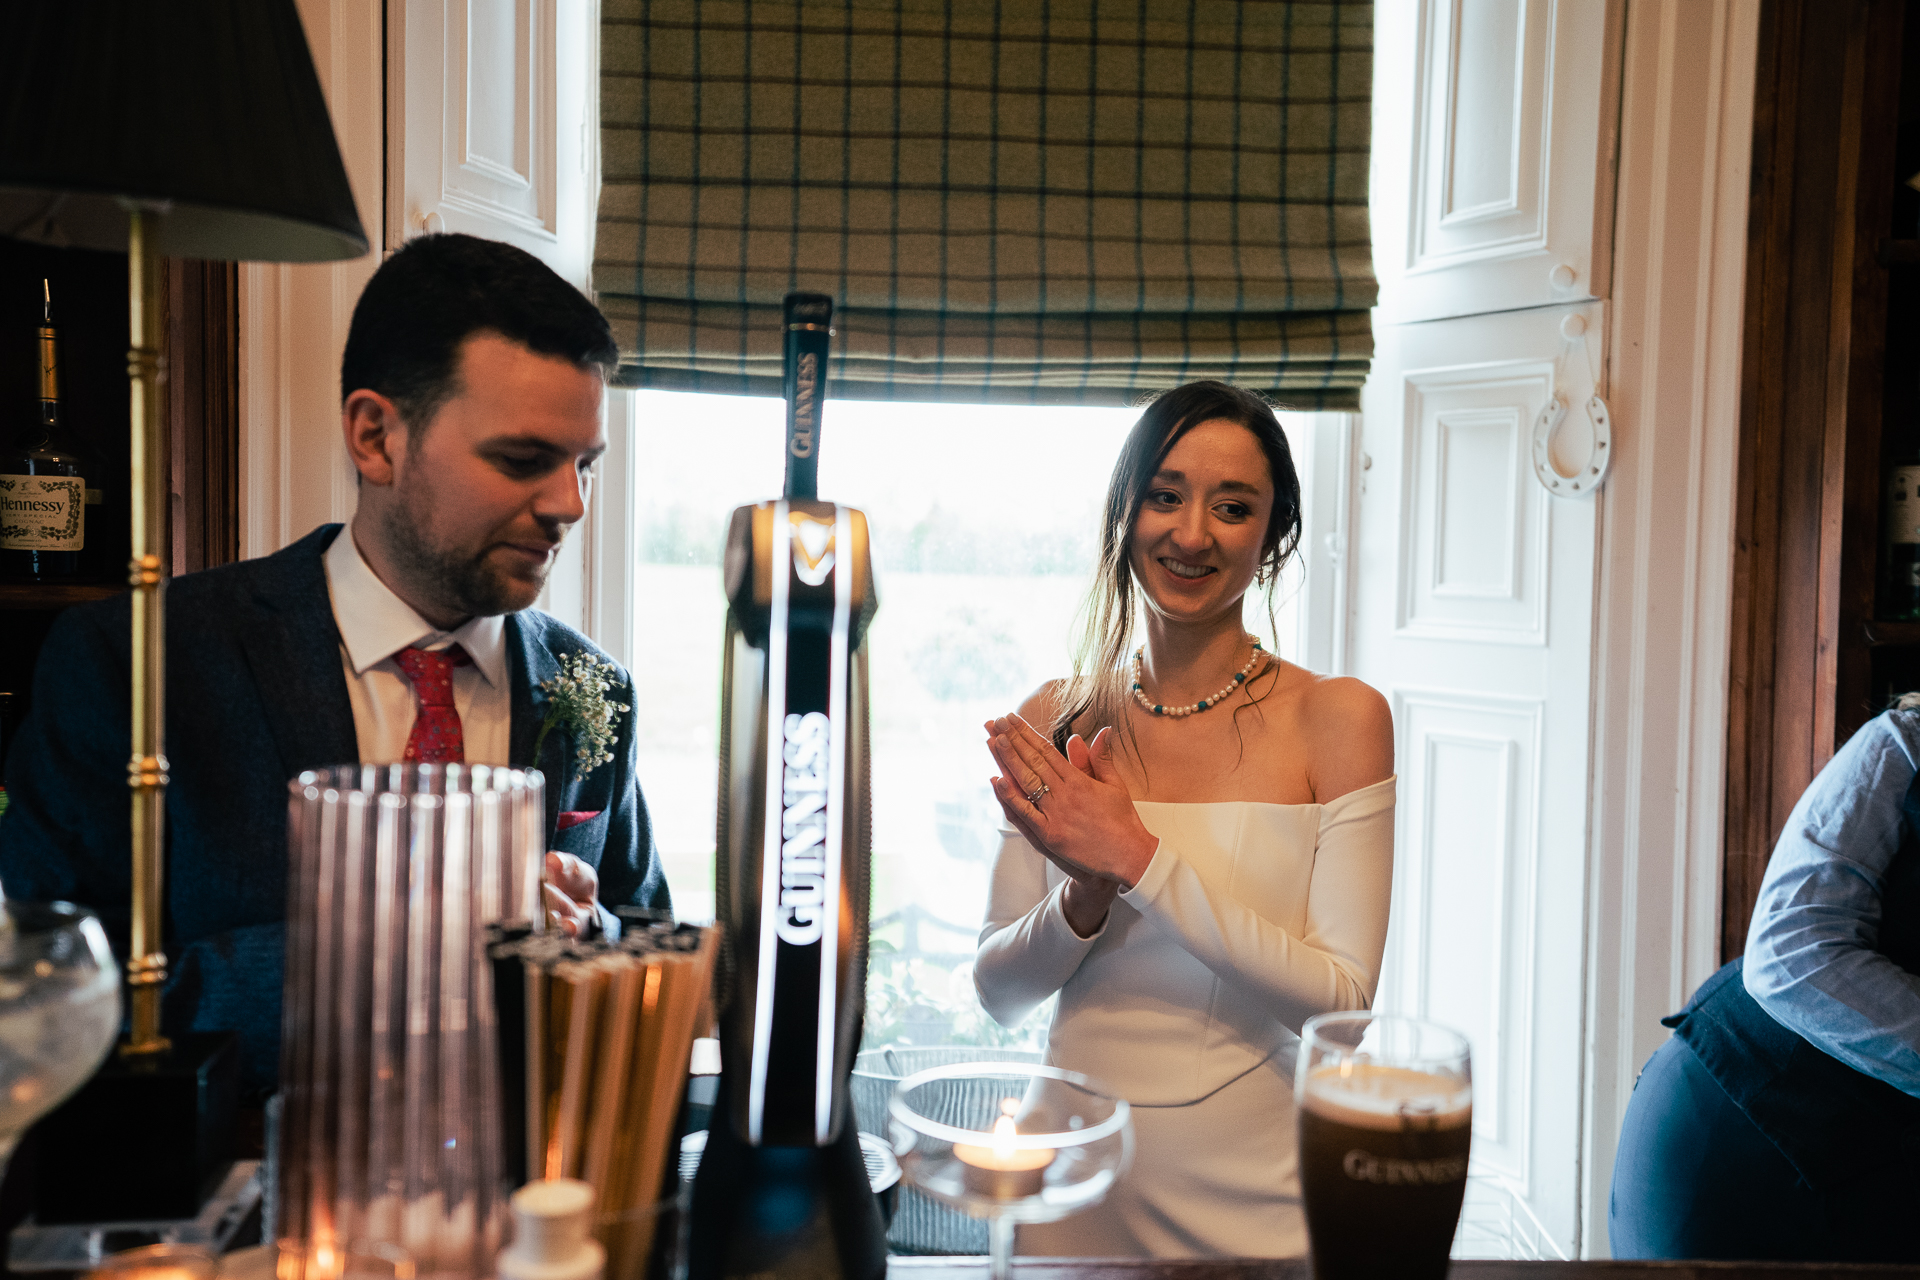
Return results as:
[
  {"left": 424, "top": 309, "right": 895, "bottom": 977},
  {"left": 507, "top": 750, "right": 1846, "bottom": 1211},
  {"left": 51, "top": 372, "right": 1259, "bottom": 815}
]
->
[{"left": 322, "top": 528, "right": 512, "bottom": 766}]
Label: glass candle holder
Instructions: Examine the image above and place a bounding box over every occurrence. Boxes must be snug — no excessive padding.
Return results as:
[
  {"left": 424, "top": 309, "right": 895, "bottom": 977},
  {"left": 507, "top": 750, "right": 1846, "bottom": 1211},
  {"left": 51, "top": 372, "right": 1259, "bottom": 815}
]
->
[
  {"left": 81, "top": 1244, "right": 218, "bottom": 1280},
  {"left": 0, "top": 901, "right": 119, "bottom": 1180},
  {"left": 889, "top": 1062, "right": 1131, "bottom": 1280}
]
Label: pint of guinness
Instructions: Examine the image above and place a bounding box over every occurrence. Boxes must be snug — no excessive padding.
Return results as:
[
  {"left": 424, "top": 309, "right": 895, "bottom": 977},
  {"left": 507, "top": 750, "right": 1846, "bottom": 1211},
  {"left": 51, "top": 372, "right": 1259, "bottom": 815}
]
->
[{"left": 1297, "top": 1014, "right": 1472, "bottom": 1280}]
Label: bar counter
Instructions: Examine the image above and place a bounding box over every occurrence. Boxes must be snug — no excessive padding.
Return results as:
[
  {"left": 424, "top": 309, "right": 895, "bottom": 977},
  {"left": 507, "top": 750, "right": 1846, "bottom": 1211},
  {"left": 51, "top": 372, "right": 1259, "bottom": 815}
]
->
[
  {"left": 211, "top": 1245, "right": 1920, "bottom": 1279},
  {"left": 888, "top": 1261, "right": 1920, "bottom": 1279}
]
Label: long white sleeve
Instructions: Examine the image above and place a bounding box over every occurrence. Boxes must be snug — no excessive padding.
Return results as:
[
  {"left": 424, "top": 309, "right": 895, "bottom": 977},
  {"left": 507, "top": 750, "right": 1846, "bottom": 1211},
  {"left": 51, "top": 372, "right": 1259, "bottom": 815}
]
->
[
  {"left": 969, "top": 781, "right": 1396, "bottom": 1106},
  {"left": 1118, "top": 776, "right": 1394, "bottom": 1035},
  {"left": 973, "top": 828, "right": 1105, "bottom": 1027}
]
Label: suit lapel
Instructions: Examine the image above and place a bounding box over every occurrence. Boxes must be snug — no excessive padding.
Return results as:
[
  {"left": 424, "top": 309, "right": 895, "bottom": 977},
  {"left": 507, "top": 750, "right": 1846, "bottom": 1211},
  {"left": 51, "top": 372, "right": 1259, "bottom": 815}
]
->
[
  {"left": 507, "top": 612, "right": 563, "bottom": 839},
  {"left": 235, "top": 524, "right": 359, "bottom": 775}
]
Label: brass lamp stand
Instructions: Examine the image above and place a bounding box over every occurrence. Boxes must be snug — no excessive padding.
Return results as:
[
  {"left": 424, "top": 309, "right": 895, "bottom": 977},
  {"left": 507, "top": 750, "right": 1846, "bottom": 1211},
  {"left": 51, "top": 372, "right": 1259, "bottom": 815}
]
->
[
  {"left": 124, "top": 206, "right": 168, "bottom": 1057},
  {"left": 23, "top": 204, "right": 238, "bottom": 1226}
]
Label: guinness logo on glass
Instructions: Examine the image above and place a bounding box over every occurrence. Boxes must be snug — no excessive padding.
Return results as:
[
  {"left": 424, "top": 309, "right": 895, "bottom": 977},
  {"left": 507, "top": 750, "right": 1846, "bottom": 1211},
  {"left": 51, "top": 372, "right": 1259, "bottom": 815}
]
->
[
  {"left": 1340, "top": 1149, "right": 1468, "bottom": 1185},
  {"left": 792, "top": 512, "right": 835, "bottom": 586}
]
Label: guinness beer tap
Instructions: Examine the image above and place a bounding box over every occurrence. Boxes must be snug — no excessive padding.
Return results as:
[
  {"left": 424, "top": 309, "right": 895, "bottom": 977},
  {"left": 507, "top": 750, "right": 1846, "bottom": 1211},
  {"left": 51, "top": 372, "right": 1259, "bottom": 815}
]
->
[{"left": 687, "top": 294, "right": 888, "bottom": 1280}]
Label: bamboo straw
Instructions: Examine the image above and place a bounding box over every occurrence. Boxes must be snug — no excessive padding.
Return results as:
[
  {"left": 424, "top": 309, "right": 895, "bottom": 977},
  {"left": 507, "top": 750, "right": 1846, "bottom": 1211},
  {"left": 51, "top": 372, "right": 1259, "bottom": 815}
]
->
[
  {"left": 486, "top": 925, "right": 720, "bottom": 1280},
  {"left": 551, "top": 960, "right": 610, "bottom": 1180},
  {"left": 582, "top": 959, "right": 645, "bottom": 1203}
]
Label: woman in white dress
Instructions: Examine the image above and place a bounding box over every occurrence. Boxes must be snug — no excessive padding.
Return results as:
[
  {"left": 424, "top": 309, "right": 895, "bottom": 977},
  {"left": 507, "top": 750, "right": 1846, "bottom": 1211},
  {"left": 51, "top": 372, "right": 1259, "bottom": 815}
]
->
[{"left": 973, "top": 380, "right": 1395, "bottom": 1259}]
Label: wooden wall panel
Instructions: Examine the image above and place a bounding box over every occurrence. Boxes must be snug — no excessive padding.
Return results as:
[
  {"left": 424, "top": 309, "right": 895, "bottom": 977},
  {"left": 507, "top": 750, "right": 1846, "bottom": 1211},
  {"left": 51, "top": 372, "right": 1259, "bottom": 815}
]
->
[
  {"left": 1724, "top": 0, "right": 1905, "bottom": 961},
  {"left": 163, "top": 259, "right": 240, "bottom": 576}
]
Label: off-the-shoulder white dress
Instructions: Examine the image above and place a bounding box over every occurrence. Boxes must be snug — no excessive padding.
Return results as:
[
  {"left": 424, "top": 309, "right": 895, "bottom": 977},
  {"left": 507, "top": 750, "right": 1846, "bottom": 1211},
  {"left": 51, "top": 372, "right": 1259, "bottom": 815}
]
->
[{"left": 972, "top": 778, "right": 1396, "bottom": 1258}]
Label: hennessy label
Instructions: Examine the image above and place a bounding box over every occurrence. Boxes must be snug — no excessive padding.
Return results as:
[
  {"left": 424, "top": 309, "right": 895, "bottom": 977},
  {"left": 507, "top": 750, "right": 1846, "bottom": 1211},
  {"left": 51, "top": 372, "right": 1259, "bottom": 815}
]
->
[
  {"left": 1890, "top": 465, "right": 1920, "bottom": 546},
  {"left": 0, "top": 474, "right": 85, "bottom": 551}
]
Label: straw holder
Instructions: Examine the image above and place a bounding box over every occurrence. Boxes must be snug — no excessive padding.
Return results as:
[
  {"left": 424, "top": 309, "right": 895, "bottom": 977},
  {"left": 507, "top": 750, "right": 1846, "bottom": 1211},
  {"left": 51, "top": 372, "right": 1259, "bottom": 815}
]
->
[{"left": 277, "top": 764, "right": 547, "bottom": 1280}]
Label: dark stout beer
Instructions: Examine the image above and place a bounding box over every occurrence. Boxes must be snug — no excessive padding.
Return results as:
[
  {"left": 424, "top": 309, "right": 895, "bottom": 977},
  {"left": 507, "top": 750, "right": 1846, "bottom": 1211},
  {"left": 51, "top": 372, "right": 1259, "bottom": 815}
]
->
[{"left": 1299, "top": 1062, "right": 1472, "bottom": 1280}]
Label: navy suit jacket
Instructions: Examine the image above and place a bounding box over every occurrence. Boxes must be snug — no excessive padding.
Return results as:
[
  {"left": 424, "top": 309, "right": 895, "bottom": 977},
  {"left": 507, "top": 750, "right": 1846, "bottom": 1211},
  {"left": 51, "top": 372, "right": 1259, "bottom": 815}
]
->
[{"left": 0, "top": 524, "right": 670, "bottom": 1094}]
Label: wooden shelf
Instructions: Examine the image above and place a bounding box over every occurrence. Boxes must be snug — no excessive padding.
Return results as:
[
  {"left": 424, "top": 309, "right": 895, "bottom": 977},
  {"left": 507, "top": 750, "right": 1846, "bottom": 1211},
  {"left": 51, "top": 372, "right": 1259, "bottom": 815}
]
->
[
  {"left": 1880, "top": 238, "right": 1920, "bottom": 265},
  {"left": 1863, "top": 619, "right": 1920, "bottom": 647},
  {"left": 0, "top": 582, "right": 126, "bottom": 611}
]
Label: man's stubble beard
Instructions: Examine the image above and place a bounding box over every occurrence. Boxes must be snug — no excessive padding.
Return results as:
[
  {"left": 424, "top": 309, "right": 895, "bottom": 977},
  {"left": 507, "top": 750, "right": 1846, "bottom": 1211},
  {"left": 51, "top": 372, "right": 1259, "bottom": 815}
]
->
[{"left": 381, "top": 481, "right": 552, "bottom": 619}]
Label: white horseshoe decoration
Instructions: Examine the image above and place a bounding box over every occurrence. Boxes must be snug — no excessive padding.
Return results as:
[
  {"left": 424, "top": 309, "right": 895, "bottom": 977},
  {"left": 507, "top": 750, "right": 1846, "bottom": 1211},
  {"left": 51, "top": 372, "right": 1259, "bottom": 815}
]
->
[{"left": 1531, "top": 392, "right": 1612, "bottom": 498}]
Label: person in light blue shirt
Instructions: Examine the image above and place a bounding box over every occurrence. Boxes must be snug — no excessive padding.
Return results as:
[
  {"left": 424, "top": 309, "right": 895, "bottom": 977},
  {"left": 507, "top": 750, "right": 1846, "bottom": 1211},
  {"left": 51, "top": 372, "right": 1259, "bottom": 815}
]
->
[
  {"left": 1610, "top": 704, "right": 1920, "bottom": 1261},
  {"left": 1744, "top": 707, "right": 1920, "bottom": 1092}
]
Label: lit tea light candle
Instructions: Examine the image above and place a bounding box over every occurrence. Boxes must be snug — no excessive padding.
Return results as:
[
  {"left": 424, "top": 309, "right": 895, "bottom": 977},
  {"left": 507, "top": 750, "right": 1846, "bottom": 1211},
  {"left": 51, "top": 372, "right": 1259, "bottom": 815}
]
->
[
  {"left": 954, "top": 1099, "right": 1054, "bottom": 1198},
  {"left": 82, "top": 1244, "right": 217, "bottom": 1280}
]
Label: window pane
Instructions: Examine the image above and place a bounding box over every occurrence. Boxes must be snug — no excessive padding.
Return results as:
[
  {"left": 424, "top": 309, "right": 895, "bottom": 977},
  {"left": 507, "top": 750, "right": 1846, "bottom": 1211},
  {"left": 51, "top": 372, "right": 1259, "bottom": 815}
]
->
[{"left": 627, "top": 391, "right": 1314, "bottom": 1051}]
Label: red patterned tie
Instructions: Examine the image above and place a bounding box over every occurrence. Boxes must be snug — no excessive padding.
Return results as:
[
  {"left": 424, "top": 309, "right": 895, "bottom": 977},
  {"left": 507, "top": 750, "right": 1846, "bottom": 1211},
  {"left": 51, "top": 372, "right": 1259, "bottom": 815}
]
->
[{"left": 393, "top": 644, "right": 472, "bottom": 764}]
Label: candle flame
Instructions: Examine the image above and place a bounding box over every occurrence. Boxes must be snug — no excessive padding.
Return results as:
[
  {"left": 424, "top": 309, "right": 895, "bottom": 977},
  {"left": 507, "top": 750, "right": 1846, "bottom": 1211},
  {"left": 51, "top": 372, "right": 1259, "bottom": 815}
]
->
[{"left": 991, "top": 1114, "right": 1019, "bottom": 1159}]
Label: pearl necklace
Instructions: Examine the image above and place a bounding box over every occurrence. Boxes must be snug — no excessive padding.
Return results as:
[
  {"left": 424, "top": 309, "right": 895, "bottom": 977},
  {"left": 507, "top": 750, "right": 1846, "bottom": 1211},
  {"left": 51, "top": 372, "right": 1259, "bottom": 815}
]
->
[{"left": 1131, "top": 636, "right": 1265, "bottom": 718}]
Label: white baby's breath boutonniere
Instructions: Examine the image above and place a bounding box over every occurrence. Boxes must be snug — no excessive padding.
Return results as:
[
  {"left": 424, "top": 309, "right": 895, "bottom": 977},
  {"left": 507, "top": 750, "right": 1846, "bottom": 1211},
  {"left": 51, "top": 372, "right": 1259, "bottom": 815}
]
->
[{"left": 531, "top": 652, "right": 631, "bottom": 783}]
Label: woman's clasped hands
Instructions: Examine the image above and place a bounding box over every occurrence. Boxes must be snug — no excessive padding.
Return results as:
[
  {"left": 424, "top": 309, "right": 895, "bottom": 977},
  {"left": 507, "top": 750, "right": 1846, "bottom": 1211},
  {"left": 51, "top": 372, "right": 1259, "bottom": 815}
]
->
[{"left": 985, "top": 713, "right": 1160, "bottom": 937}]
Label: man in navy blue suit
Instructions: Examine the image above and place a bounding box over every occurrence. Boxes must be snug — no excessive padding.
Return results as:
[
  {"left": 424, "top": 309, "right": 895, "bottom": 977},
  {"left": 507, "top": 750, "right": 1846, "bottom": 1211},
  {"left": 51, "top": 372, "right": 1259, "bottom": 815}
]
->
[{"left": 0, "top": 233, "right": 671, "bottom": 1092}]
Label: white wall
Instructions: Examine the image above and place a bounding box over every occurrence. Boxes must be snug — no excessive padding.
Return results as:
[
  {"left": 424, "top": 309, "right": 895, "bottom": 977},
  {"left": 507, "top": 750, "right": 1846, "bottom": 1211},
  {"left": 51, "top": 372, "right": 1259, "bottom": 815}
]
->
[
  {"left": 238, "top": 0, "right": 383, "bottom": 558},
  {"left": 1581, "top": 0, "right": 1758, "bottom": 1255}
]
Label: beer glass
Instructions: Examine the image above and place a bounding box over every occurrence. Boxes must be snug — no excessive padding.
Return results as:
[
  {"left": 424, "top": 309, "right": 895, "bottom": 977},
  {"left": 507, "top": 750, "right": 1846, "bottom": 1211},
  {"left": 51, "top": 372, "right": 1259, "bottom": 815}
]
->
[{"left": 1296, "top": 1014, "right": 1472, "bottom": 1280}]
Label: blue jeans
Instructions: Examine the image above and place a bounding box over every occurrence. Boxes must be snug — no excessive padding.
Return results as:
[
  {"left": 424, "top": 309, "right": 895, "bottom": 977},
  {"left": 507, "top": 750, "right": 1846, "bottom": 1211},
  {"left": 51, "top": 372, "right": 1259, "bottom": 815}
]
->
[{"left": 1610, "top": 1034, "right": 1917, "bottom": 1261}]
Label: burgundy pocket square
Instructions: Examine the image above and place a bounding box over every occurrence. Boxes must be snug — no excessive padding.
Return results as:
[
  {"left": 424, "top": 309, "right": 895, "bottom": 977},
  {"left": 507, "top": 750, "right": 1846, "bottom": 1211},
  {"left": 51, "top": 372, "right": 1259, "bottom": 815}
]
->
[{"left": 556, "top": 810, "right": 603, "bottom": 832}]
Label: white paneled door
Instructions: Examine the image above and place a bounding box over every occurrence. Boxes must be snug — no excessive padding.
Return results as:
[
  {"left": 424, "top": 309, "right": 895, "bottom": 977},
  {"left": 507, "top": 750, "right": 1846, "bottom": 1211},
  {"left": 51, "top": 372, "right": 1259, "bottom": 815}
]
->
[
  {"left": 1373, "top": 0, "right": 1616, "bottom": 323},
  {"left": 1357, "top": 0, "right": 1619, "bottom": 1257},
  {"left": 387, "top": 0, "right": 597, "bottom": 289},
  {"left": 1355, "top": 305, "right": 1599, "bottom": 1258}
]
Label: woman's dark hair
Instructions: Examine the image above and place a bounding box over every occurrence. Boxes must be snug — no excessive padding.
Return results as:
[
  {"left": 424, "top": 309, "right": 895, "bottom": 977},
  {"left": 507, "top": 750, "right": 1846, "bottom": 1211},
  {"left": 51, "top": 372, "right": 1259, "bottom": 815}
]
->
[
  {"left": 1049, "top": 380, "right": 1303, "bottom": 753},
  {"left": 340, "top": 232, "right": 619, "bottom": 428}
]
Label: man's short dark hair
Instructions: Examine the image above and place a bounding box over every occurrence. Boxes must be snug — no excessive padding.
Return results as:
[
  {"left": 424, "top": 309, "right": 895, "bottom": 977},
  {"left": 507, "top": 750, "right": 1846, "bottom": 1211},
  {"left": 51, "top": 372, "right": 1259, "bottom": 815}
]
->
[{"left": 341, "top": 233, "right": 619, "bottom": 426}]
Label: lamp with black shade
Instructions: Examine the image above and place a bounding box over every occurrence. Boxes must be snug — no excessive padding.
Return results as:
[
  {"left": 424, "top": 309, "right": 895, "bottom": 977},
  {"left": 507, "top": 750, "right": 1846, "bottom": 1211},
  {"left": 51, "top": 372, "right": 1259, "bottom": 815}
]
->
[{"left": 0, "top": 0, "right": 367, "bottom": 1225}]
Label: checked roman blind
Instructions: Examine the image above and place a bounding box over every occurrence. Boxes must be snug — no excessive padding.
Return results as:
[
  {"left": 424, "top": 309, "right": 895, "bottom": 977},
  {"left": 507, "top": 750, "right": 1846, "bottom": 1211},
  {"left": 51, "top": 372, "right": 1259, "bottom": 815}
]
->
[{"left": 596, "top": 1, "right": 1374, "bottom": 408}]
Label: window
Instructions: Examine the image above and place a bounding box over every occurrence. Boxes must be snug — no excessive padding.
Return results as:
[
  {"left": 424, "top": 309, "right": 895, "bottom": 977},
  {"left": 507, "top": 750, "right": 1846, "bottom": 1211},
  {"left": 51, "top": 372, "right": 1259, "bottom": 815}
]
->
[{"left": 622, "top": 390, "right": 1328, "bottom": 1050}]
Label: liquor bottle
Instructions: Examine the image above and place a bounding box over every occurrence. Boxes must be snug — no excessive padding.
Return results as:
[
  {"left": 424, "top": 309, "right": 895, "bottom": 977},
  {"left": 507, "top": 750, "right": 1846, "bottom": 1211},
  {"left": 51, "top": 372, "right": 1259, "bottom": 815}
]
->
[
  {"left": 1, "top": 282, "right": 88, "bottom": 581},
  {"left": 1886, "top": 442, "right": 1920, "bottom": 621},
  {"left": 687, "top": 294, "right": 889, "bottom": 1280}
]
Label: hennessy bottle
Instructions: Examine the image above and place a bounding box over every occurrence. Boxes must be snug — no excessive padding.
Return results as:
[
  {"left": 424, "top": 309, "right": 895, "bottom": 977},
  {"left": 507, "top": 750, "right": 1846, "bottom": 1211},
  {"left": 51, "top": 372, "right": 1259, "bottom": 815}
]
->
[{"left": 1, "top": 281, "right": 88, "bottom": 581}]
